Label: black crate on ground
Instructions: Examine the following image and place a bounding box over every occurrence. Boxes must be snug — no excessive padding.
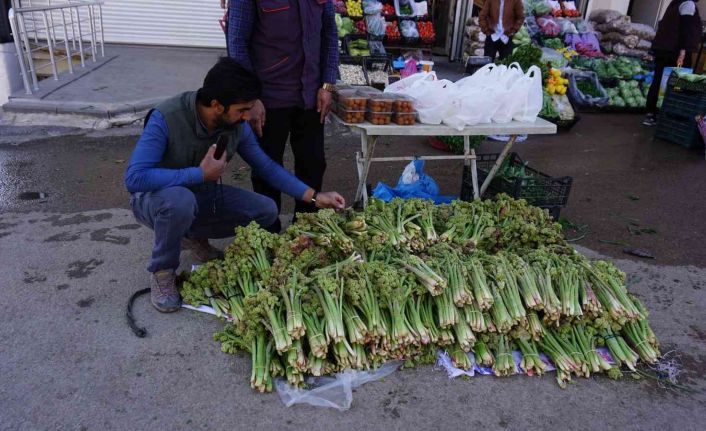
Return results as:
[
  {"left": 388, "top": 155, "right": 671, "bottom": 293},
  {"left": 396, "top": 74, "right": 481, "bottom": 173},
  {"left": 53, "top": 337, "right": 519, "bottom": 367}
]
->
[
  {"left": 660, "top": 87, "right": 706, "bottom": 121},
  {"left": 655, "top": 114, "right": 703, "bottom": 149},
  {"left": 461, "top": 153, "right": 573, "bottom": 219},
  {"left": 668, "top": 72, "right": 706, "bottom": 94}
]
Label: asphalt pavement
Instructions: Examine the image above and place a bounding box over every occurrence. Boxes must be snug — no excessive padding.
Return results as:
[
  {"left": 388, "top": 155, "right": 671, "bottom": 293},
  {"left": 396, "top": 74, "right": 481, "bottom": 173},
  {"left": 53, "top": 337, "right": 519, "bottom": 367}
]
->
[{"left": 1, "top": 114, "right": 705, "bottom": 430}]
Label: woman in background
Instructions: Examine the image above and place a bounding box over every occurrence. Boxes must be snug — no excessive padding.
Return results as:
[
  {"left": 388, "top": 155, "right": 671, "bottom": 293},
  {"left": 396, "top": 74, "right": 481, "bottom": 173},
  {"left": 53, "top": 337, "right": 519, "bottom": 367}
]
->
[{"left": 644, "top": 0, "right": 702, "bottom": 126}]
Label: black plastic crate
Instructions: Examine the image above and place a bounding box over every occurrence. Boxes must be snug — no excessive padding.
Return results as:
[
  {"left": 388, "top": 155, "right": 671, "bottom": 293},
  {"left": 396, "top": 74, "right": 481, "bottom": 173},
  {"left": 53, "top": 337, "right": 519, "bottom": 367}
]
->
[
  {"left": 668, "top": 72, "right": 706, "bottom": 95},
  {"left": 661, "top": 87, "right": 706, "bottom": 121},
  {"left": 655, "top": 114, "right": 703, "bottom": 149},
  {"left": 461, "top": 153, "right": 573, "bottom": 217}
]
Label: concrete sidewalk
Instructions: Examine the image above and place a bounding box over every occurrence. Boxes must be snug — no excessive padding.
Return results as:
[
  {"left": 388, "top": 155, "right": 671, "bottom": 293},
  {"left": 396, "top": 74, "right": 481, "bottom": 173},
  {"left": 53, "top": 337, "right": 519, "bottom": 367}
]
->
[
  {"left": 2, "top": 44, "right": 224, "bottom": 121},
  {"left": 1, "top": 44, "right": 465, "bottom": 126}
]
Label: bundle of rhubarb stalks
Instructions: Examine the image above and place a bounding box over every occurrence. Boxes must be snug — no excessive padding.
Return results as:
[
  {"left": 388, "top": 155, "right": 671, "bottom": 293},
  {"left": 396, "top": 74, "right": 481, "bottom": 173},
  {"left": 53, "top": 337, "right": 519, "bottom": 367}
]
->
[{"left": 182, "top": 195, "right": 659, "bottom": 391}]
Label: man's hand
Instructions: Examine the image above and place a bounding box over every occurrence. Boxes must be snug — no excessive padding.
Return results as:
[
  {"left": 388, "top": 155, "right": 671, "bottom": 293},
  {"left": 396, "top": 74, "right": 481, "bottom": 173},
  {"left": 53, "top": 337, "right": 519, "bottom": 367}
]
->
[
  {"left": 200, "top": 144, "right": 227, "bottom": 182},
  {"left": 220, "top": 0, "right": 227, "bottom": 9},
  {"left": 249, "top": 99, "right": 266, "bottom": 137},
  {"left": 317, "top": 88, "right": 333, "bottom": 124},
  {"left": 678, "top": 49, "right": 686, "bottom": 68},
  {"left": 315, "top": 191, "right": 346, "bottom": 210}
]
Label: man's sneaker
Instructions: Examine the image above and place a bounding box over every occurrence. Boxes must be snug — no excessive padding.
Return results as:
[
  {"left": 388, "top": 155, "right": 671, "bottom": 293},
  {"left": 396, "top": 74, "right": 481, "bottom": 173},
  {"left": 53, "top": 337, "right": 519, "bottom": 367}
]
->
[
  {"left": 643, "top": 113, "right": 657, "bottom": 126},
  {"left": 181, "top": 237, "right": 224, "bottom": 262},
  {"left": 150, "top": 270, "right": 181, "bottom": 313}
]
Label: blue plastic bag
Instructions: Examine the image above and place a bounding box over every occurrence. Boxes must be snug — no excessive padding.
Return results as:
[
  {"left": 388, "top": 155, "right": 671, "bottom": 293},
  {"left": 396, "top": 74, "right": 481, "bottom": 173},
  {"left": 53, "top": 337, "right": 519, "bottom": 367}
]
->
[{"left": 371, "top": 160, "right": 455, "bottom": 204}]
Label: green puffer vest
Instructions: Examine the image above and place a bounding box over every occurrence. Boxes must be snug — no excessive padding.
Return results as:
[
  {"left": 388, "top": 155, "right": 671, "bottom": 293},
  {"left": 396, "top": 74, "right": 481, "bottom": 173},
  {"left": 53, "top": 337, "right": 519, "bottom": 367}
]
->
[{"left": 154, "top": 91, "right": 241, "bottom": 192}]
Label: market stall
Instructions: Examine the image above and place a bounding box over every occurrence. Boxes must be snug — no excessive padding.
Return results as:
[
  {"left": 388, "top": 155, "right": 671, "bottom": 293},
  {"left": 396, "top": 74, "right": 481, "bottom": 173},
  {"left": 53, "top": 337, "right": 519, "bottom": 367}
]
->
[{"left": 458, "top": 2, "right": 662, "bottom": 126}]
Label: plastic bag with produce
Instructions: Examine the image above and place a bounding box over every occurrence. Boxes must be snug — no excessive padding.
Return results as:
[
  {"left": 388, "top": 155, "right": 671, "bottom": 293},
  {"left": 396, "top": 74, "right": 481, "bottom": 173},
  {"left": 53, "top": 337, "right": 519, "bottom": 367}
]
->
[
  {"left": 363, "top": 0, "right": 383, "bottom": 15},
  {"left": 561, "top": 1, "right": 580, "bottom": 18},
  {"left": 589, "top": 9, "right": 623, "bottom": 24},
  {"left": 400, "top": 19, "right": 419, "bottom": 38},
  {"left": 556, "top": 18, "right": 578, "bottom": 35},
  {"left": 626, "top": 23, "right": 656, "bottom": 40},
  {"left": 571, "top": 18, "right": 594, "bottom": 34},
  {"left": 531, "top": 1, "right": 553, "bottom": 16},
  {"left": 566, "top": 70, "right": 609, "bottom": 107},
  {"left": 547, "top": 0, "right": 562, "bottom": 17},
  {"left": 536, "top": 16, "right": 561, "bottom": 37},
  {"left": 541, "top": 47, "right": 568, "bottom": 69},
  {"left": 365, "top": 14, "right": 386, "bottom": 36}
]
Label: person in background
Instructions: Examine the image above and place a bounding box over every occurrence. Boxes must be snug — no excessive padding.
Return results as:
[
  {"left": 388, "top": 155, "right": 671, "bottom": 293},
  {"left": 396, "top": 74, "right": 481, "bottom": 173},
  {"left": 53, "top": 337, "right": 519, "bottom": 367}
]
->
[
  {"left": 479, "top": 0, "right": 525, "bottom": 60},
  {"left": 222, "top": 0, "right": 338, "bottom": 232},
  {"left": 124, "top": 58, "right": 344, "bottom": 313},
  {"left": 644, "top": 0, "right": 703, "bottom": 126}
]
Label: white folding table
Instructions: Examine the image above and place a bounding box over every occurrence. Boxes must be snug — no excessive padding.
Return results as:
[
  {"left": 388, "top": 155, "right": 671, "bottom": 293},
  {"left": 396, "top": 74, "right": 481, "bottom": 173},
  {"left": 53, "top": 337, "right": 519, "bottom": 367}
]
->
[{"left": 331, "top": 116, "right": 558, "bottom": 206}]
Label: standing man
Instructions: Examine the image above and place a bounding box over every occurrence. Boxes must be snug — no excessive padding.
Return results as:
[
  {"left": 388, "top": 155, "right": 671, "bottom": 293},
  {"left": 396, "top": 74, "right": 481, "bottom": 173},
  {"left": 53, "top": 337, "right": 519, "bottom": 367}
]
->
[
  {"left": 644, "top": 0, "right": 702, "bottom": 126},
  {"left": 479, "top": 0, "right": 524, "bottom": 60},
  {"left": 223, "top": 0, "right": 339, "bottom": 232},
  {"left": 125, "top": 58, "right": 345, "bottom": 312}
]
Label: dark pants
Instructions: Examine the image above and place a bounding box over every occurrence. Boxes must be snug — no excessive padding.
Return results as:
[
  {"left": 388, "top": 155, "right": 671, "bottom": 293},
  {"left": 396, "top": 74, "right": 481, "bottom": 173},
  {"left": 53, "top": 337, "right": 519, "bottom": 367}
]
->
[
  {"left": 646, "top": 50, "right": 693, "bottom": 114},
  {"left": 130, "top": 186, "right": 278, "bottom": 272},
  {"left": 484, "top": 37, "right": 513, "bottom": 61},
  {"left": 251, "top": 107, "right": 326, "bottom": 231}
]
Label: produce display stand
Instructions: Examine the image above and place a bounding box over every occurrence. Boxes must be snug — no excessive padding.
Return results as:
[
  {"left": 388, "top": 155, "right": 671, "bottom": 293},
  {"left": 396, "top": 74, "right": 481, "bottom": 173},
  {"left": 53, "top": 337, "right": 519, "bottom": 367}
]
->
[{"left": 330, "top": 115, "right": 557, "bottom": 206}]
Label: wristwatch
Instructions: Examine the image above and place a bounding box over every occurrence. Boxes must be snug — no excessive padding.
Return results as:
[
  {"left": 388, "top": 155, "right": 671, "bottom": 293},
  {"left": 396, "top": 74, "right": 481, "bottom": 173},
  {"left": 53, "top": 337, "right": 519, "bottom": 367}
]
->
[
  {"left": 310, "top": 191, "right": 319, "bottom": 205},
  {"left": 322, "top": 83, "right": 335, "bottom": 92}
]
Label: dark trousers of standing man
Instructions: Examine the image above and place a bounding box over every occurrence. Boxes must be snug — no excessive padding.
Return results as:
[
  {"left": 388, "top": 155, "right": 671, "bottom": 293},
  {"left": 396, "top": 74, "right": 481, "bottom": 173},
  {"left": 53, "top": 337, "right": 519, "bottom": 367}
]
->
[
  {"left": 251, "top": 107, "right": 326, "bottom": 232},
  {"left": 646, "top": 50, "right": 693, "bottom": 114},
  {"left": 484, "top": 37, "right": 513, "bottom": 61}
]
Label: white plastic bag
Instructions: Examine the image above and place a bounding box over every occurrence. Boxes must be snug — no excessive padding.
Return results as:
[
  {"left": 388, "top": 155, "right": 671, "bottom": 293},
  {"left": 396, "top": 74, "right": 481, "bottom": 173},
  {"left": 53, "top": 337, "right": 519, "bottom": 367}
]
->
[
  {"left": 452, "top": 85, "right": 501, "bottom": 125},
  {"left": 275, "top": 361, "right": 401, "bottom": 411},
  {"left": 491, "top": 63, "right": 525, "bottom": 123},
  {"left": 456, "top": 63, "right": 505, "bottom": 89},
  {"left": 401, "top": 160, "right": 420, "bottom": 184},
  {"left": 384, "top": 71, "right": 436, "bottom": 95},
  {"left": 407, "top": 79, "right": 459, "bottom": 126},
  {"left": 511, "top": 65, "right": 543, "bottom": 122}
]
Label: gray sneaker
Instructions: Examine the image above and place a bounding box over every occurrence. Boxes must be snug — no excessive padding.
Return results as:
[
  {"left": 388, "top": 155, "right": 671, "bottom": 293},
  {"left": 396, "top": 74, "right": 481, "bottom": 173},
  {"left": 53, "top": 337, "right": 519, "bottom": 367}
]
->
[
  {"left": 150, "top": 270, "right": 181, "bottom": 313},
  {"left": 181, "top": 237, "right": 224, "bottom": 262}
]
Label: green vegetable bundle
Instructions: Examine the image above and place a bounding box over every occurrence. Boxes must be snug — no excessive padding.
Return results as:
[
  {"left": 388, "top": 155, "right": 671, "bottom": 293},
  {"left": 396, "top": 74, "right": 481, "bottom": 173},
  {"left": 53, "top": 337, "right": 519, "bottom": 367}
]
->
[
  {"left": 543, "top": 38, "right": 564, "bottom": 50},
  {"left": 539, "top": 91, "right": 559, "bottom": 119},
  {"left": 184, "top": 196, "right": 660, "bottom": 391},
  {"left": 435, "top": 135, "right": 485, "bottom": 155},
  {"left": 605, "top": 80, "right": 647, "bottom": 108},
  {"left": 348, "top": 38, "right": 370, "bottom": 56},
  {"left": 336, "top": 14, "right": 355, "bottom": 38},
  {"left": 513, "top": 26, "right": 531, "bottom": 46},
  {"left": 504, "top": 44, "right": 549, "bottom": 81},
  {"left": 576, "top": 56, "right": 645, "bottom": 80}
]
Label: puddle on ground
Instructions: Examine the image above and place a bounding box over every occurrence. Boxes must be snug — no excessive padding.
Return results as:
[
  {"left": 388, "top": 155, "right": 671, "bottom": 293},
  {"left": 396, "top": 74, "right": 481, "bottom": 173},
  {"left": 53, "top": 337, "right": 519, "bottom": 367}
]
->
[{"left": 18, "top": 192, "right": 48, "bottom": 200}]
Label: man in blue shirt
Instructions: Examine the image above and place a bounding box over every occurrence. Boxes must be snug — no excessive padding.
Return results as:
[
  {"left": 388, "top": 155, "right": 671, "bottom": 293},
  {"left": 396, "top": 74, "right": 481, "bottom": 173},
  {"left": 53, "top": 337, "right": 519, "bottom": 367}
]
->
[
  {"left": 125, "top": 58, "right": 345, "bottom": 313},
  {"left": 224, "top": 0, "right": 338, "bottom": 232}
]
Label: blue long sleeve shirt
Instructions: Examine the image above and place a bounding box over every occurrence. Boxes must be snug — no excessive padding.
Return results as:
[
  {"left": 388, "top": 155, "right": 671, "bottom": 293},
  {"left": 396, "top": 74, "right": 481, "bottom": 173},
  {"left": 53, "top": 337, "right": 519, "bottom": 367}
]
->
[{"left": 124, "top": 110, "right": 309, "bottom": 199}]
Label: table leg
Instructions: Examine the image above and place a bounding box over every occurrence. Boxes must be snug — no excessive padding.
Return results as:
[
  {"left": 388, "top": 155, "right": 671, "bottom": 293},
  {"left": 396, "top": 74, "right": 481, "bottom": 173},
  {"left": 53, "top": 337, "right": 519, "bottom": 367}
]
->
[
  {"left": 479, "top": 134, "right": 518, "bottom": 197},
  {"left": 471, "top": 148, "right": 479, "bottom": 200},
  {"left": 463, "top": 135, "right": 471, "bottom": 166},
  {"left": 354, "top": 132, "right": 378, "bottom": 206}
]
